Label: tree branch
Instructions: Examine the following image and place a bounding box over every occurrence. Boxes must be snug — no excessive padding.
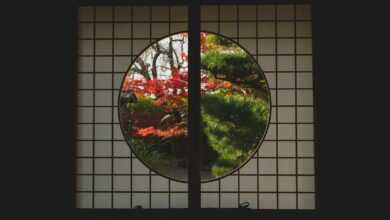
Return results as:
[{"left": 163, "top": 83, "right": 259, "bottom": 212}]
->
[{"left": 134, "top": 57, "right": 150, "bottom": 80}]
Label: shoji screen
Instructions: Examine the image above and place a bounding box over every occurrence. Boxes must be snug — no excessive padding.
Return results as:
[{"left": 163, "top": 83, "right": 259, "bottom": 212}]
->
[
  {"left": 76, "top": 6, "right": 189, "bottom": 209},
  {"left": 199, "top": 4, "right": 315, "bottom": 209},
  {"left": 76, "top": 3, "right": 315, "bottom": 210}
]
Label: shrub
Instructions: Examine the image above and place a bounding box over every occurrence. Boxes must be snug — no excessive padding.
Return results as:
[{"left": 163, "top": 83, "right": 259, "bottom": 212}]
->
[
  {"left": 201, "top": 51, "right": 267, "bottom": 92},
  {"left": 205, "top": 34, "right": 235, "bottom": 48},
  {"left": 201, "top": 92, "right": 269, "bottom": 177}
]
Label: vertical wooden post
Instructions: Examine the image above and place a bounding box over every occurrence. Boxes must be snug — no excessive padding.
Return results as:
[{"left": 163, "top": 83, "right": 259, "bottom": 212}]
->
[{"left": 188, "top": 0, "right": 201, "bottom": 209}]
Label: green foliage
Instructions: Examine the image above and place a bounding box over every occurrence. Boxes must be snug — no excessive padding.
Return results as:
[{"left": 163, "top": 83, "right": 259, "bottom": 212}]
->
[
  {"left": 206, "top": 34, "right": 235, "bottom": 48},
  {"left": 202, "top": 33, "right": 269, "bottom": 100},
  {"left": 127, "top": 91, "right": 269, "bottom": 178},
  {"left": 211, "top": 165, "right": 233, "bottom": 177},
  {"left": 201, "top": 92, "right": 269, "bottom": 177},
  {"left": 201, "top": 51, "right": 262, "bottom": 83},
  {"left": 130, "top": 133, "right": 187, "bottom": 171}
]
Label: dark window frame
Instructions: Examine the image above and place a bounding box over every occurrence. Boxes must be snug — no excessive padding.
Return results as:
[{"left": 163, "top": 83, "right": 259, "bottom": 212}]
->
[{"left": 73, "top": 0, "right": 319, "bottom": 218}]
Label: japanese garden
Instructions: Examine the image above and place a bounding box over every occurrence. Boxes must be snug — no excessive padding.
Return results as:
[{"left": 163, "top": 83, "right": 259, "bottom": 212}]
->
[{"left": 118, "top": 32, "right": 271, "bottom": 182}]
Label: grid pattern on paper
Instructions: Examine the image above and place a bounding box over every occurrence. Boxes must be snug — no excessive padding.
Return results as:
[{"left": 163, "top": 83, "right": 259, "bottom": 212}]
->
[
  {"left": 76, "top": 6, "right": 189, "bottom": 209},
  {"left": 200, "top": 4, "right": 315, "bottom": 210},
  {"left": 76, "top": 4, "right": 315, "bottom": 210}
]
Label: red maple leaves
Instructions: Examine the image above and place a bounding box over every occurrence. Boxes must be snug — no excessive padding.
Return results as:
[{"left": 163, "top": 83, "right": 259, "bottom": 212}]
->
[
  {"left": 122, "top": 68, "right": 189, "bottom": 139},
  {"left": 122, "top": 32, "right": 236, "bottom": 140},
  {"left": 122, "top": 68, "right": 188, "bottom": 98},
  {"left": 134, "top": 126, "right": 187, "bottom": 138},
  {"left": 200, "top": 73, "right": 234, "bottom": 94}
]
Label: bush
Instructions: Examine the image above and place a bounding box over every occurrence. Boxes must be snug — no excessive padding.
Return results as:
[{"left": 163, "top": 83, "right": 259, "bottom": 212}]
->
[
  {"left": 201, "top": 92, "right": 269, "bottom": 176},
  {"left": 201, "top": 51, "right": 269, "bottom": 95},
  {"left": 206, "top": 34, "right": 235, "bottom": 48},
  {"left": 129, "top": 134, "right": 186, "bottom": 171},
  {"left": 202, "top": 51, "right": 257, "bottom": 80}
]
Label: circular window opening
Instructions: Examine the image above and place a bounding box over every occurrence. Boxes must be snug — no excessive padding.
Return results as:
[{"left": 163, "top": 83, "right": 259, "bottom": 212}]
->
[{"left": 118, "top": 31, "right": 271, "bottom": 182}]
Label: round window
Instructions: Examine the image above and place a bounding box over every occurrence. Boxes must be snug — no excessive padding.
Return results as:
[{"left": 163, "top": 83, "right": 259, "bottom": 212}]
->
[{"left": 118, "top": 32, "right": 271, "bottom": 182}]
